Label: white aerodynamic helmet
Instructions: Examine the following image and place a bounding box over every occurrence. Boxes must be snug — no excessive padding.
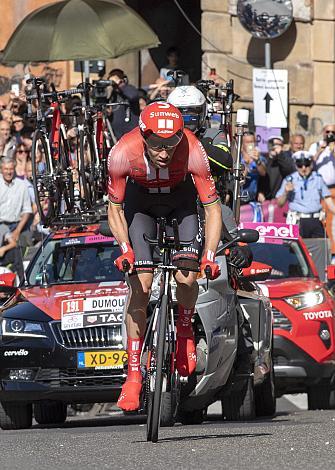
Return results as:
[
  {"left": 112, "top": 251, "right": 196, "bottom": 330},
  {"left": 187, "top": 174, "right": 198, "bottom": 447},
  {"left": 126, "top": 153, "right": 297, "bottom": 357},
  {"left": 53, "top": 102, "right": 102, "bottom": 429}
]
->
[{"left": 167, "top": 85, "right": 207, "bottom": 132}]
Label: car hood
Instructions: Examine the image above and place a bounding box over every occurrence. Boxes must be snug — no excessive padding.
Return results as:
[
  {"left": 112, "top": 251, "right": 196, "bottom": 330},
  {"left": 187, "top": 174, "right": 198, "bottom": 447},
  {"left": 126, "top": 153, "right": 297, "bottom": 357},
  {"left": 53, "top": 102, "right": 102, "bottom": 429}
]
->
[
  {"left": 3, "top": 282, "right": 128, "bottom": 321},
  {"left": 259, "top": 277, "right": 323, "bottom": 299}
]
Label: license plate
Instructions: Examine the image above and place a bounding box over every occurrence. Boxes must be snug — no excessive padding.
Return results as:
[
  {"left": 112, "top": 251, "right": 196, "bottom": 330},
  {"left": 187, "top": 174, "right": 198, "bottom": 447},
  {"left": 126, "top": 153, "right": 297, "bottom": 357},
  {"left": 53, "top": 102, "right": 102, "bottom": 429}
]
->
[{"left": 77, "top": 350, "right": 127, "bottom": 369}]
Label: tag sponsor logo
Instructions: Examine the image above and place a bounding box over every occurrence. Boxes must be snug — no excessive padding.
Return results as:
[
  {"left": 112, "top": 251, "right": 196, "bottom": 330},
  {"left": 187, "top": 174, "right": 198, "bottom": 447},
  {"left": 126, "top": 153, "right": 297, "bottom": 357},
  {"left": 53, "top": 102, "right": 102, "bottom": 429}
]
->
[
  {"left": 4, "top": 349, "right": 29, "bottom": 356},
  {"left": 83, "top": 312, "right": 123, "bottom": 327}
]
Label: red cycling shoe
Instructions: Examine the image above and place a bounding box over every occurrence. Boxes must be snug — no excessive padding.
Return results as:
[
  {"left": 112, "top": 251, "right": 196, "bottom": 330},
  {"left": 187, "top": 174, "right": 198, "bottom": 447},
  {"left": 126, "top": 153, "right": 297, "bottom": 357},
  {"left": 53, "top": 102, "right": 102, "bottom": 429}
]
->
[
  {"left": 117, "top": 381, "right": 143, "bottom": 412},
  {"left": 176, "top": 306, "right": 197, "bottom": 377}
]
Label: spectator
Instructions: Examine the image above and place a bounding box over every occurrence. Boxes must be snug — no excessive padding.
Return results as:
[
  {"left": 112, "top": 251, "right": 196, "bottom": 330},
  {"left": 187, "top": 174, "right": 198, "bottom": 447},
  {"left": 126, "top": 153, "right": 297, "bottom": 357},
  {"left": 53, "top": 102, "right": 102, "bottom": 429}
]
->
[
  {"left": 12, "top": 115, "right": 29, "bottom": 145},
  {"left": 308, "top": 123, "right": 335, "bottom": 158},
  {"left": 138, "top": 88, "right": 149, "bottom": 111},
  {"left": 159, "top": 46, "right": 180, "bottom": 81},
  {"left": 159, "top": 47, "right": 189, "bottom": 84},
  {"left": 310, "top": 125, "right": 335, "bottom": 261},
  {"left": 258, "top": 135, "right": 295, "bottom": 200},
  {"left": 276, "top": 151, "right": 335, "bottom": 240},
  {"left": 241, "top": 132, "right": 266, "bottom": 203},
  {"left": 0, "top": 99, "right": 6, "bottom": 115},
  {"left": 13, "top": 144, "right": 30, "bottom": 178},
  {"left": 147, "top": 78, "right": 172, "bottom": 101},
  {"left": 285, "top": 134, "right": 305, "bottom": 157},
  {"left": 1, "top": 110, "right": 13, "bottom": 126},
  {"left": 0, "top": 157, "right": 33, "bottom": 279},
  {"left": 0, "top": 157, "right": 32, "bottom": 241},
  {"left": 106, "top": 68, "right": 140, "bottom": 140},
  {"left": 0, "top": 120, "right": 16, "bottom": 158}
]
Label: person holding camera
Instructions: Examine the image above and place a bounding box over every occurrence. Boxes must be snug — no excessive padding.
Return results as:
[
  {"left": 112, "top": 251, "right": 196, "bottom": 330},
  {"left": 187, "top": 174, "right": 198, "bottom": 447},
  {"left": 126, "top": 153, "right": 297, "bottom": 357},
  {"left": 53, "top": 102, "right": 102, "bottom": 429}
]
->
[
  {"left": 240, "top": 132, "right": 266, "bottom": 203},
  {"left": 258, "top": 135, "right": 295, "bottom": 200},
  {"left": 276, "top": 151, "right": 335, "bottom": 239},
  {"left": 107, "top": 68, "right": 140, "bottom": 141}
]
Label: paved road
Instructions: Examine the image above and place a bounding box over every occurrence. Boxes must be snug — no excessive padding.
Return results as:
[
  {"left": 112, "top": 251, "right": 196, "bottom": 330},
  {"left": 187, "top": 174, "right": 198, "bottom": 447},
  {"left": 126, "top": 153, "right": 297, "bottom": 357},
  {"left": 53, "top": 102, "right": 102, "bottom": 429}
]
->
[{"left": 1, "top": 396, "right": 334, "bottom": 470}]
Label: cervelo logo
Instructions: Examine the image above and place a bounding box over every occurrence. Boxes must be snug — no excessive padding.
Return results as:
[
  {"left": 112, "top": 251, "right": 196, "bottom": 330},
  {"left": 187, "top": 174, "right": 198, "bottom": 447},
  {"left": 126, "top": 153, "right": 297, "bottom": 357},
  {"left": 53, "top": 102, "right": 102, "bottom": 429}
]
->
[
  {"left": 303, "top": 310, "right": 333, "bottom": 321},
  {"left": 4, "top": 349, "right": 29, "bottom": 356},
  {"left": 240, "top": 222, "right": 299, "bottom": 239}
]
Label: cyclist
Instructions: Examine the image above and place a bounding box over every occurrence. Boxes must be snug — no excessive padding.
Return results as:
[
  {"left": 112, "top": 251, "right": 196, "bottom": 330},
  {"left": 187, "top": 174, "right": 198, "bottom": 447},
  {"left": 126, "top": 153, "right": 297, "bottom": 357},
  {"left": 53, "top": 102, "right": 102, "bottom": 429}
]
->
[{"left": 108, "top": 101, "right": 222, "bottom": 411}]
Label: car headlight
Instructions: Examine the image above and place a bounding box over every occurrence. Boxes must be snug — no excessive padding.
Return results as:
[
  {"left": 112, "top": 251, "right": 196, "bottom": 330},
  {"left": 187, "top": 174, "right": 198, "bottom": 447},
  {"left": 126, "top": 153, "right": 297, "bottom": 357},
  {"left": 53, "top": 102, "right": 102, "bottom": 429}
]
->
[
  {"left": 284, "top": 290, "right": 325, "bottom": 310},
  {"left": 1, "top": 319, "right": 47, "bottom": 338}
]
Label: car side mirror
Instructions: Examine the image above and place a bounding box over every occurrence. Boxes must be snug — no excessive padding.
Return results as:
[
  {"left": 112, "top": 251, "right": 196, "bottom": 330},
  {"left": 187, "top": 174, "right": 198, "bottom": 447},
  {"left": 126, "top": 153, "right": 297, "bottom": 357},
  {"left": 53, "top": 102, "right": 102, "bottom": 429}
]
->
[
  {"left": 241, "top": 261, "right": 272, "bottom": 282},
  {"left": 237, "top": 229, "right": 259, "bottom": 244},
  {"left": 327, "top": 265, "right": 335, "bottom": 281},
  {"left": 0, "top": 274, "right": 18, "bottom": 307}
]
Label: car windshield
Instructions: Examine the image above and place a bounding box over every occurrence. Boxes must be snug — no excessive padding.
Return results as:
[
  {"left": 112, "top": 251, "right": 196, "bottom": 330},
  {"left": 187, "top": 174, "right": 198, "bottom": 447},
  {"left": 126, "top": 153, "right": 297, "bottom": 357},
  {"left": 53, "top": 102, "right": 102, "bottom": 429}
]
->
[
  {"left": 27, "top": 239, "right": 124, "bottom": 285},
  {"left": 249, "top": 240, "right": 312, "bottom": 279}
]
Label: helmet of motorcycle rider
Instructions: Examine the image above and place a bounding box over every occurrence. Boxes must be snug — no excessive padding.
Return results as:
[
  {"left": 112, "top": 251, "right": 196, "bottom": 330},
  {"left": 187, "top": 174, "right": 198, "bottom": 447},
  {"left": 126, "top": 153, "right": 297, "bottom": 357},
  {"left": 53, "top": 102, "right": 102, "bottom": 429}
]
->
[
  {"left": 201, "top": 137, "right": 233, "bottom": 177},
  {"left": 139, "top": 101, "right": 184, "bottom": 149},
  {"left": 167, "top": 85, "right": 207, "bottom": 132}
]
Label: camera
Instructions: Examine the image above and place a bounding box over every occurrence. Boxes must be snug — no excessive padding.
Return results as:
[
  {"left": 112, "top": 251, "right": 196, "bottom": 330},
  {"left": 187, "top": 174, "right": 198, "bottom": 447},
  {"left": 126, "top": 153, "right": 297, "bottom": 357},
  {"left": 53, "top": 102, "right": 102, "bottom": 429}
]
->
[
  {"left": 92, "top": 80, "right": 111, "bottom": 104},
  {"left": 326, "top": 132, "right": 335, "bottom": 144}
]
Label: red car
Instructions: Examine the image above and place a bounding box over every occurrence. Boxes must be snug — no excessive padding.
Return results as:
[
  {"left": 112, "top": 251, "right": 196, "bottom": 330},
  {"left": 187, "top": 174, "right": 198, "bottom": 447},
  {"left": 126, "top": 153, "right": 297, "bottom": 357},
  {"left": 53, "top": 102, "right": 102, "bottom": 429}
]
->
[
  {"left": 241, "top": 222, "right": 335, "bottom": 410},
  {"left": 0, "top": 225, "right": 128, "bottom": 429}
]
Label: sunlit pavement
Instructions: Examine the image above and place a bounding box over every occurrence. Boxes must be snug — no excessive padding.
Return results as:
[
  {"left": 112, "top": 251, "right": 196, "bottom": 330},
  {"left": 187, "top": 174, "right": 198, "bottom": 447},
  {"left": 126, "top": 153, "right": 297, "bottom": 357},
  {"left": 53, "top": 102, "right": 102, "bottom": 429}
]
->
[{"left": 1, "top": 394, "right": 335, "bottom": 470}]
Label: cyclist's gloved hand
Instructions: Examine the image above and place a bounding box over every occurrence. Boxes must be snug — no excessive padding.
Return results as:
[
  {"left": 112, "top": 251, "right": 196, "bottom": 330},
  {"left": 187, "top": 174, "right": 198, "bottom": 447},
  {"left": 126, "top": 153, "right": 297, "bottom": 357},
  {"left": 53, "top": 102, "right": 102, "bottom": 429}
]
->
[
  {"left": 200, "top": 250, "right": 220, "bottom": 280},
  {"left": 229, "top": 245, "right": 253, "bottom": 269},
  {"left": 114, "top": 242, "right": 135, "bottom": 273}
]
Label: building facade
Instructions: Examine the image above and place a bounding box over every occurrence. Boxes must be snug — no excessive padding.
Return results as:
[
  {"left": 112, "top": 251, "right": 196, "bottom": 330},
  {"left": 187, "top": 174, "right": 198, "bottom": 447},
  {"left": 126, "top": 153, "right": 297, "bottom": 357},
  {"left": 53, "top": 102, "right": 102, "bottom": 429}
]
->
[{"left": 202, "top": 0, "right": 335, "bottom": 144}]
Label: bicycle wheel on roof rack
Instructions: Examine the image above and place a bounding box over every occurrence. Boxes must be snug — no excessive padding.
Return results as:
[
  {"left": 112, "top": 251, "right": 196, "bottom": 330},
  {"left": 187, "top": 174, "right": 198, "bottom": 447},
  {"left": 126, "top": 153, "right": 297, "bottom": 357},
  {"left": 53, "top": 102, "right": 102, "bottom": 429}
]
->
[
  {"left": 77, "top": 129, "right": 99, "bottom": 209},
  {"left": 31, "top": 129, "right": 61, "bottom": 226}
]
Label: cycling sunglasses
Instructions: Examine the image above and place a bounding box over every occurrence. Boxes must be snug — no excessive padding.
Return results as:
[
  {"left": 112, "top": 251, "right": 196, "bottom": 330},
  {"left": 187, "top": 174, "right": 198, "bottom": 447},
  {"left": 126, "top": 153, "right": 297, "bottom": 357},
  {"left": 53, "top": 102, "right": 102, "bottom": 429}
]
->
[
  {"left": 147, "top": 142, "right": 178, "bottom": 151},
  {"left": 295, "top": 159, "right": 312, "bottom": 168},
  {"left": 144, "top": 131, "right": 183, "bottom": 151}
]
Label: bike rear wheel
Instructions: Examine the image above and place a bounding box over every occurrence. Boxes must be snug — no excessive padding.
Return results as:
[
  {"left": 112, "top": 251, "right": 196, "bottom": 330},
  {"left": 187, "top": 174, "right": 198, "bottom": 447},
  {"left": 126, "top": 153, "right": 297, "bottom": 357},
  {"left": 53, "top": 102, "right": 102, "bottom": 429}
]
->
[
  {"left": 146, "top": 294, "right": 168, "bottom": 443},
  {"left": 31, "top": 129, "right": 60, "bottom": 226},
  {"left": 77, "top": 129, "right": 97, "bottom": 209}
]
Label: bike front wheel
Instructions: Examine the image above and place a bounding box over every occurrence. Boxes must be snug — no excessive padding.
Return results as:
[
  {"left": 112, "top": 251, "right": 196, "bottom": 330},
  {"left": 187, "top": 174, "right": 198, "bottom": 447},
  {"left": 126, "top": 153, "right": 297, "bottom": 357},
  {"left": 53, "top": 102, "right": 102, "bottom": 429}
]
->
[{"left": 146, "top": 294, "right": 169, "bottom": 443}]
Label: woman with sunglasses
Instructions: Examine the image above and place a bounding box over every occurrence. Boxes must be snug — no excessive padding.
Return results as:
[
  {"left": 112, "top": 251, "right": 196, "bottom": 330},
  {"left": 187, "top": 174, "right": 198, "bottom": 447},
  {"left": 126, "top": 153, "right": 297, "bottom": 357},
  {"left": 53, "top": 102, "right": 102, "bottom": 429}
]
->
[
  {"left": 13, "top": 145, "right": 30, "bottom": 179},
  {"left": 276, "top": 151, "right": 335, "bottom": 238},
  {"left": 108, "top": 101, "right": 222, "bottom": 411}
]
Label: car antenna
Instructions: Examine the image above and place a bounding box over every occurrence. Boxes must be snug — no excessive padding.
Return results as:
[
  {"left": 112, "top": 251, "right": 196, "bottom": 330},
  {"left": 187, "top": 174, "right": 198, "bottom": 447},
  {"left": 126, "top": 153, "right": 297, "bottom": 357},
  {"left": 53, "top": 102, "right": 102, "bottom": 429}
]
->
[
  {"left": 40, "top": 231, "right": 49, "bottom": 289},
  {"left": 18, "top": 240, "right": 29, "bottom": 289}
]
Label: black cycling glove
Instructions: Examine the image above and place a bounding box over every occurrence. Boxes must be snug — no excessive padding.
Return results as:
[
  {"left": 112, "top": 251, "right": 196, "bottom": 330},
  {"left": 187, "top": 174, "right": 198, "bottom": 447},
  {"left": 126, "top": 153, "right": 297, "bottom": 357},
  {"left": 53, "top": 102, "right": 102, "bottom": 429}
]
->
[{"left": 229, "top": 245, "right": 253, "bottom": 269}]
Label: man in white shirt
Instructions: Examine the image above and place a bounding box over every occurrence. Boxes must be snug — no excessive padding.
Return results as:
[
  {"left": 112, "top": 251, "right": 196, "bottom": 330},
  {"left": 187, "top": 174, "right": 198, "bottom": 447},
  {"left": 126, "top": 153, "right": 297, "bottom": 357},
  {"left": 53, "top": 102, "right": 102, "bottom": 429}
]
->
[{"left": 0, "top": 157, "right": 32, "bottom": 278}]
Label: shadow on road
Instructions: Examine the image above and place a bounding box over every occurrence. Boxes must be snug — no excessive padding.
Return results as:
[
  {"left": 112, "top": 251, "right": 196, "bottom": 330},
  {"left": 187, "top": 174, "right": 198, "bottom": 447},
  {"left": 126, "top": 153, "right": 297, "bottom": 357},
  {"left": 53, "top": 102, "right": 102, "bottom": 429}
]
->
[
  {"left": 33, "top": 413, "right": 146, "bottom": 430},
  {"left": 135, "top": 431, "right": 272, "bottom": 444}
]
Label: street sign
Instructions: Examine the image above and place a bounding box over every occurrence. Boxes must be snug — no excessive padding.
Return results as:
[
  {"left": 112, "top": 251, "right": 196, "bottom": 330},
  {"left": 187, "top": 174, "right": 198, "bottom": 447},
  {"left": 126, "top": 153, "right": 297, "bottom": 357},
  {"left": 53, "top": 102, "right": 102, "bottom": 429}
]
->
[{"left": 253, "top": 68, "right": 288, "bottom": 128}]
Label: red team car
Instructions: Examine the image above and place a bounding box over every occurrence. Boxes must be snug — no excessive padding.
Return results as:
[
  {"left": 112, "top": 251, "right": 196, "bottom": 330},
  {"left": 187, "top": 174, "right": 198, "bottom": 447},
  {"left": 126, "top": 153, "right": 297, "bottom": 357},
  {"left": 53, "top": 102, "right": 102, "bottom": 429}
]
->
[
  {"left": 241, "top": 222, "right": 335, "bottom": 410},
  {"left": 0, "top": 225, "right": 127, "bottom": 429}
]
